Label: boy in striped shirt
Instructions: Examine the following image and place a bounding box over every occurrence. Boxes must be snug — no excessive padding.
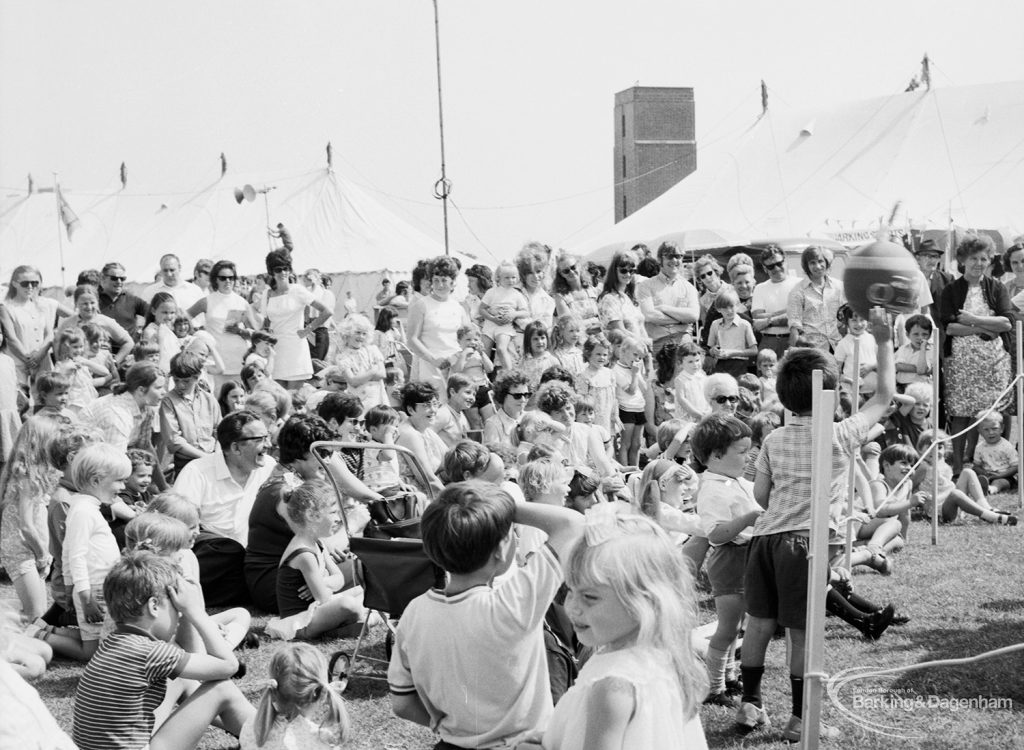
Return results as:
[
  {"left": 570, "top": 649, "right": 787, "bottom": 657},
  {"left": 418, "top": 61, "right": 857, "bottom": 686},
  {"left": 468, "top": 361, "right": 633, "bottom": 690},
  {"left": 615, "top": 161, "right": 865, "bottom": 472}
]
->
[{"left": 72, "top": 551, "right": 254, "bottom": 750}]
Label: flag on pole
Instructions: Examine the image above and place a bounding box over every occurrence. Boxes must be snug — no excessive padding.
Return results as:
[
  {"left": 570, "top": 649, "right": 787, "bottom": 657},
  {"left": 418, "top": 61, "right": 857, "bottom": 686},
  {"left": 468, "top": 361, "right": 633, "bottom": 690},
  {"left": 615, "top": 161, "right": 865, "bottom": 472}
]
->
[{"left": 56, "top": 186, "right": 80, "bottom": 240}]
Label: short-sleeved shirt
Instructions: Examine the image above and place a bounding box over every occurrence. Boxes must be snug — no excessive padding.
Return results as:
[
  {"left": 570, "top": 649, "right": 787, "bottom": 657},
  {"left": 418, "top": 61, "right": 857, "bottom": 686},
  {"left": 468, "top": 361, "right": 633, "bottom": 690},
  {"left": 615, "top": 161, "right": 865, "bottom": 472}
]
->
[
  {"left": 753, "top": 412, "right": 869, "bottom": 535},
  {"left": 975, "top": 437, "right": 1018, "bottom": 475},
  {"left": 707, "top": 317, "right": 756, "bottom": 356},
  {"left": 635, "top": 273, "right": 699, "bottom": 343},
  {"left": 388, "top": 544, "right": 562, "bottom": 748},
  {"left": 751, "top": 277, "right": 800, "bottom": 336},
  {"left": 174, "top": 451, "right": 277, "bottom": 546},
  {"left": 73, "top": 625, "right": 188, "bottom": 750},
  {"left": 99, "top": 290, "right": 149, "bottom": 341},
  {"left": 696, "top": 471, "right": 761, "bottom": 545}
]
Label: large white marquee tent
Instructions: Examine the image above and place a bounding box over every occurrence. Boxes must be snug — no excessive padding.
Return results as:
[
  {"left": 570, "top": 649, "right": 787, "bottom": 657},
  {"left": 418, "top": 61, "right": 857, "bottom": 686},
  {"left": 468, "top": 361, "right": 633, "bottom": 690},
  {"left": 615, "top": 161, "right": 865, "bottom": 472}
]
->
[
  {"left": 573, "top": 80, "right": 1024, "bottom": 261},
  {"left": 0, "top": 166, "right": 458, "bottom": 314}
]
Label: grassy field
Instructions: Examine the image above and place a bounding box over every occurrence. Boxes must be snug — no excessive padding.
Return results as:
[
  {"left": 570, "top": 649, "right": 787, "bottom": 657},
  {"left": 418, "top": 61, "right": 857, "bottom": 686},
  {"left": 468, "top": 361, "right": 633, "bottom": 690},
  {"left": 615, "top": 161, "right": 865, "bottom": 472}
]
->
[{"left": 9, "top": 496, "right": 1024, "bottom": 750}]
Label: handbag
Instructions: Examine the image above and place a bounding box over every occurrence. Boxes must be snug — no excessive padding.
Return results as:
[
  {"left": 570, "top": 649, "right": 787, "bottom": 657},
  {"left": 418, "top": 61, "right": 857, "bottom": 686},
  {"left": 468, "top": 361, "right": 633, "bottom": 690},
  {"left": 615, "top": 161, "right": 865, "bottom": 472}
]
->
[{"left": 364, "top": 490, "right": 423, "bottom": 539}]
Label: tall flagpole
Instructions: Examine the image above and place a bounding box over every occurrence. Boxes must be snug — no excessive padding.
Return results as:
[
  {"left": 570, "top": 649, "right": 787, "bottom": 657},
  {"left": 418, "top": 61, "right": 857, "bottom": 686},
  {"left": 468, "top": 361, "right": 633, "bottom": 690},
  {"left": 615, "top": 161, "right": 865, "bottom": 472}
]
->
[
  {"left": 53, "top": 172, "right": 67, "bottom": 288},
  {"left": 432, "top": 0, "right": 451, "bottom": 256}
]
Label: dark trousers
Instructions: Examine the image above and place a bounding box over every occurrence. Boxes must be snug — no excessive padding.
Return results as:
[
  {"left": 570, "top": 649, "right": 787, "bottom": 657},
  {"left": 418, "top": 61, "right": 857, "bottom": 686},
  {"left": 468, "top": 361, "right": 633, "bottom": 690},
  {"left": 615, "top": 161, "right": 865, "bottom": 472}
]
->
[
  {"left": 309, "top": 326, "right": 330, "bottom": 362},
  {"left": 194, "top": 532, "right": 250, "bottom": 608}
]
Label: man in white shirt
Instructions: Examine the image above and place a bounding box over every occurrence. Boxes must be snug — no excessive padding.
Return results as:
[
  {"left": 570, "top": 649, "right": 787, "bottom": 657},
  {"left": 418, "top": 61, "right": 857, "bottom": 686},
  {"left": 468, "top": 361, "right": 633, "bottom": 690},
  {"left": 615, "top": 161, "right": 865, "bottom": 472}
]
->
[
  {"left": 636, "top": 240, "right": 700, "bottom": 352},
  {"left": 174, "top": 411, "right": 277, "bottom": 606},
  {"left": 750, "top": 246, "right": 800, "bottom": 358},
  {"left": 141, "top": 253, "right": 204, "bottom": 312}
]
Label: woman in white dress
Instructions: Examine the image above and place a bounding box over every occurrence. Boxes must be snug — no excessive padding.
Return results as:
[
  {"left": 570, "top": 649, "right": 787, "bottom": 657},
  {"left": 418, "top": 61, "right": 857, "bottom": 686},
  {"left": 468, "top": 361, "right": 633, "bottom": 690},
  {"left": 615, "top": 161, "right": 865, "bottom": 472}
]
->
[
  {"left": 257, "top": 251, "right": 332, "bottom": 389},
  {"left": 187, "top": 260, "right": 257, "bottom": 390},
  {"left": 406, "top": 256, "right": 468, "bottom": 395},
  {"left": 598, "top": 249, "right": 647, "bottom": 340},
  {"left": 0, "top": 265, "right": 68, "bottom": 390}
]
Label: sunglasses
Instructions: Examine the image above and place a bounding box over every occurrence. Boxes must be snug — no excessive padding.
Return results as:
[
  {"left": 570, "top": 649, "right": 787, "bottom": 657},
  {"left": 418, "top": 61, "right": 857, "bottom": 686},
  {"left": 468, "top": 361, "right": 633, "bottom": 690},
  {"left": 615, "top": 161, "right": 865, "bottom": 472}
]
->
[
  {"left": 509, "top": 392, "right": 532, "bottom": 400},
  {"left": 18, "top": 280, "right": 40, "bottom": 288},
  {"left": 618, "top": 264, "right": 636, "bottom": 274},
  {"left": 763, "top": 261, "right": 784, "bottom": 271},
  {"left": 105, "top": 274, "right": 127, "bottom": 282},
  {"left": 216, "top": 275, "right": 236, "bottom": 281},
  {"left": 560, "top": 264, "right": 578, "bottom": 275},
  {"left": 712, "top": 395, "right": 740, "bottom": 405},
  {"left": 662, "top": 253, "right": 683, "bottom": 261},
  {"left": 271, "top": 267, "right": 292, "bottom": 274},
  {"left": 236, "top": 434, "right": 271, "bottom": 444},
  {"left": 698, "top": 270, "right": 717, "bottom": 279}
]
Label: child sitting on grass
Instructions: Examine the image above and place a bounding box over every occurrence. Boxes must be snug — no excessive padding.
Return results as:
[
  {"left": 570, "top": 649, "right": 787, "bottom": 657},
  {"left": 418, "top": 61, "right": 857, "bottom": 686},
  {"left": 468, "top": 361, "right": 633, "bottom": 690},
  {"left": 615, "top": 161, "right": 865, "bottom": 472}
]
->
[
  {"left": 39, "top": 444, "right": 131, "bottom": 661},
  {"left": 240, "top": 643, "right": 351, "bottom": 750},
  {"left": 915, "top": 429, "right": 1017, "bottom": 525},
  {"left": 388, "top": 480, "right": 583, "bottom": 749},
  {"left": 972, "top": 411, "right": 1018, "bottom": 495},
  {"left": 103, "top": 448, "right": 156, "bottom": 549},
  {"left": 266, "top": 480, "right": 366, "bottom": 641},
  {"left": 72, "top": 551, "right": 255, "bottom": 750}
]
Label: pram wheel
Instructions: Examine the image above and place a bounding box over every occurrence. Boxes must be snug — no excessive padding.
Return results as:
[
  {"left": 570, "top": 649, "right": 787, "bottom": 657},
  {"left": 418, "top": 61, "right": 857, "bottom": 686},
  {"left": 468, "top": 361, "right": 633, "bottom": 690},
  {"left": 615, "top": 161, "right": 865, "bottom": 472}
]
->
[{"left": 327, "top": 652, "right": 351, "bottom": 692}]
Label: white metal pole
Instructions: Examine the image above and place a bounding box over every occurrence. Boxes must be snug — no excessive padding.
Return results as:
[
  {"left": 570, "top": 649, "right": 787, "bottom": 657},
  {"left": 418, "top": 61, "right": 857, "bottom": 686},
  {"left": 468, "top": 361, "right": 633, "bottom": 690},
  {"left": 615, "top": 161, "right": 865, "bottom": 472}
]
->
[
  {"left": 1016, "top": 321, "right": 1023, "bottom": 510},
  {"left": 801, "top": 369, "right": 834, "bottom": 750},
  {"left": 931, "top": 328, "right": 941, "bottom": 545},
  {"left": 843, "top": 346, "right": 860, "bottom": 570}
]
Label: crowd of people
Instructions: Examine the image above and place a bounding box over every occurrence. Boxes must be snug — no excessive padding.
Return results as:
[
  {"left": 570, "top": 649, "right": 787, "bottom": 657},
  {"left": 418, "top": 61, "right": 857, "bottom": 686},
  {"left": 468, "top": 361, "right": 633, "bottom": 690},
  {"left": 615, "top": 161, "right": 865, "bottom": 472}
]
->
[{"left": 0, "top": 231, "right": 1020, "bottom": 749}]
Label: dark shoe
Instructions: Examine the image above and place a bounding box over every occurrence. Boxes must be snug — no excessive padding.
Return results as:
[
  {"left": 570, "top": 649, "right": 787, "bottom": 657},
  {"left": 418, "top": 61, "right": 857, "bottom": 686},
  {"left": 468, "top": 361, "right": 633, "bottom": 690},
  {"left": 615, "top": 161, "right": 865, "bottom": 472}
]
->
[
  {"left": 232, "top": 660, "right": 247, "bottom": 679},
  {"left": 704, "top": 691, "right": 738, "bottom": 708},
  {"left": 724, "top": 678, "right": 744, "bottom": 697},
  {"left": 890, "top": 611, "right": 911, "bottom": 626},
  {"left": 864, "top": 604, "right": 896, "bottom": 640},
  {"left": 241, "top": 630, "right": 261, "bottom": 649},
  {"left": 996, "top": 514, "right": 1018, "bottom": 526}
]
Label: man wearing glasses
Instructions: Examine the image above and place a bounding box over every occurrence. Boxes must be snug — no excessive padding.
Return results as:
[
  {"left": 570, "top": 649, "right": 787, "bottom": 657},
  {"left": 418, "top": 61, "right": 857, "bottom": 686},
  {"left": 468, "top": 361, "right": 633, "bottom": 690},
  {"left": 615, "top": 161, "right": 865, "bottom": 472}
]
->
[
  {"left": 174, "top": 410, "right": 278, "bottom": 606},
  {"left": 750, "top": 246, "right": 799, "bottom": 358},
  {"left": 636, "top": 240, "right": 700, "bottom": 353},
  {"left": 97, "top": 262, "right": 149, "bottom": 341}
]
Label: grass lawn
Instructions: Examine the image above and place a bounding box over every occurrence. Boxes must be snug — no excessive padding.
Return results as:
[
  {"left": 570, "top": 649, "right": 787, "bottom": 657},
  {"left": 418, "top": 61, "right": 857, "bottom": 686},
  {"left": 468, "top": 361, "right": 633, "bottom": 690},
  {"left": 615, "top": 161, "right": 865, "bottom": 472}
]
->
[{"left": 8, "top": 494, "right": 1024, "bottom": 750}]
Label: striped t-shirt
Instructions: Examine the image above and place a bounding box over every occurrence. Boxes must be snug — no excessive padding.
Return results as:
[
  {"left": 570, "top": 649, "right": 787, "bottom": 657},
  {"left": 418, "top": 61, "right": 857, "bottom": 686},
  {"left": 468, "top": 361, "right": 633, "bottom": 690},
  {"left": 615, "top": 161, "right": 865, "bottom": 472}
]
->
[{"left": 73, "top": 626, "right": 188, "bottom": 750}]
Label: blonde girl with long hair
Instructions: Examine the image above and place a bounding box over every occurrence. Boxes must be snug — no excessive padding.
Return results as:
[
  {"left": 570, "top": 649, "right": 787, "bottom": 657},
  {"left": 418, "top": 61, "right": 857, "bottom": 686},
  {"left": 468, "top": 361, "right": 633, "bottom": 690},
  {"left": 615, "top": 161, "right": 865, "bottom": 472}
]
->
[{"left": 240, "top": 643, "right": 351, "bottom": 749}]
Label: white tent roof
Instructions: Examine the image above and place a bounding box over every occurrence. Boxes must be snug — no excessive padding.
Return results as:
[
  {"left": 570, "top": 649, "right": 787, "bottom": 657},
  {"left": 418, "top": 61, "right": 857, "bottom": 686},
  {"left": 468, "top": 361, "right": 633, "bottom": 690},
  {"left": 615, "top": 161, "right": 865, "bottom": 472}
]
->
[
  {"left": 0, "top": 167, "right": 453, "bottom": 286},
  {"left": 572, "top": 81, "right": 1024, "bottom": 257}
]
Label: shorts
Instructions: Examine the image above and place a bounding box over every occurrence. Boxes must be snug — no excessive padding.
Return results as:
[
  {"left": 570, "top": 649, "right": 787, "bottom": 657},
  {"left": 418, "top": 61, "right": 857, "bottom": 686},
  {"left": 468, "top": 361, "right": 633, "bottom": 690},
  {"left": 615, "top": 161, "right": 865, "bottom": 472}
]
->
[
  {"left": 744, "top": 532, "right": 825, "bottom": 629},
  {"left": 618, "top": 408, "right": 647, "bottom": 426},
  {"left": 473, "top": 384, "right": 493, "bottom": 410},
  {"left": 74, "top": 584, "right": 107, "bottom": 642},
  {"left": 706, "top": 544, "right": 747, "bottom": 597}
]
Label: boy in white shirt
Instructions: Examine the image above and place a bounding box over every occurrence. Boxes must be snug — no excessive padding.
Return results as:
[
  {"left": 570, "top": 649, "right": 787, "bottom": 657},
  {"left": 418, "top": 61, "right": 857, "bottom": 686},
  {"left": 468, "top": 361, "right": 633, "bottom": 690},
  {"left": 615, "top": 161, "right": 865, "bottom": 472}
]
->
[
  {"left": 894, "top": 314, "right": 934, "bottom": 388},
  {"left": 388, "top": 481, "right": 582, "bottom": 749},
  {"left": 973, "top": 412, "right": 1019, "bottom": 494},
  {"left": 833, "top": 304, "right": 878, "bottom": 396},
  {"left": 692, "top": 414, "right": 763, "bottom": 707}
]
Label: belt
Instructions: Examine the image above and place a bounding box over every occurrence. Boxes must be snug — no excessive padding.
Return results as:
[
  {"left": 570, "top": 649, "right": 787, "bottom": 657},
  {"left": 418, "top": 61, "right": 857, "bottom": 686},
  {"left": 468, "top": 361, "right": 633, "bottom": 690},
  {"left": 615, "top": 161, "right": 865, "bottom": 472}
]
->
[{"left": 761, "top": 332, "right": 788, "bottom": 337}]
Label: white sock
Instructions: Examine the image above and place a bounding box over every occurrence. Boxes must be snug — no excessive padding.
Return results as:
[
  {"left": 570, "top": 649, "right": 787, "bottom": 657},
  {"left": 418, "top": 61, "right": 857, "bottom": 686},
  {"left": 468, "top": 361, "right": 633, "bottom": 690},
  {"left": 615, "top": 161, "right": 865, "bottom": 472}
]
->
[{"left": 705, "top": 646, "right": 729, "bottom": 694}]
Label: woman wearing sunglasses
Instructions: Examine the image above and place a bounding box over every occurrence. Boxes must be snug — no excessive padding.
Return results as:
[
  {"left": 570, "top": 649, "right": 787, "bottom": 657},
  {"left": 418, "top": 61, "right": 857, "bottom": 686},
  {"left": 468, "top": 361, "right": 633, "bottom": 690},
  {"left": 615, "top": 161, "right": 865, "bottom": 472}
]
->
[
  {"left": 692, "top": 254, "right": 732, "bottom": 326},
  {"left": 0, "top": 265, "right": 69, "bottom": 388},
  {"left": 187, "top": 260, "right": 259, "bottom": 390},
  {"left": 704, "top": 373, "right": 741, "bottom": 416},
  {"left": 552, "top": 252, "right": 601, "bottom": 336},
  {"left": 598, "top": 249, "right": 647, "bottom": 340}
]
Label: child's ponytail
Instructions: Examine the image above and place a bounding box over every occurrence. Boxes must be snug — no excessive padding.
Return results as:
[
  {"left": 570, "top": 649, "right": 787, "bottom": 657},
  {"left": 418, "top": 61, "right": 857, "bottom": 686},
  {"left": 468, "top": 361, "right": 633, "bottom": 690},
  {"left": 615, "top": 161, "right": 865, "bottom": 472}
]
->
[{"left": 251, "top": 680, "right": 281, "bottom": 748}]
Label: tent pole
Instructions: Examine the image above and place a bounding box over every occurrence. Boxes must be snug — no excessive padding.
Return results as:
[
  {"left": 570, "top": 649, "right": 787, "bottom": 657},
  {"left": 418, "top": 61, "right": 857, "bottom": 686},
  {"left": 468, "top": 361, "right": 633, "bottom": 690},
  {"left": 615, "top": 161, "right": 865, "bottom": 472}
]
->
[
  {"left": 432, "top": 0, "right": 451, "bottom": 255},
  {"left": 53, "top": 172, "right": 67, "bottom": 289}
]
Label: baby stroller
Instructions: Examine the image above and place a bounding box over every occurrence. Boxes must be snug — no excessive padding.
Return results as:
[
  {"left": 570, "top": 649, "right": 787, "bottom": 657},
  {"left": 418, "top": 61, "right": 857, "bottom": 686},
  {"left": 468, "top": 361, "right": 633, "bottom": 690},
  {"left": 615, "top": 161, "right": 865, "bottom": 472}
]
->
[{"left": 312, "top": 440, "right": 445, "bottom": 690}]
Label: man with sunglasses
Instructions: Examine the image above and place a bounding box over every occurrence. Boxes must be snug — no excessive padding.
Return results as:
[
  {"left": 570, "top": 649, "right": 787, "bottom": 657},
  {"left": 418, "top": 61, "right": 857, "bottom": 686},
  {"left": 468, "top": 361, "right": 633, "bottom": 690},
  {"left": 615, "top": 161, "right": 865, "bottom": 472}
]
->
[
  {"left": 98, "top": 262, "right": 149, "bottom": 341},
  {"left": 751, "top": 246, "right": 799, "bottom": 358},
  {"left": 636, "top": 240, "right": 700, "bottom": 353}
]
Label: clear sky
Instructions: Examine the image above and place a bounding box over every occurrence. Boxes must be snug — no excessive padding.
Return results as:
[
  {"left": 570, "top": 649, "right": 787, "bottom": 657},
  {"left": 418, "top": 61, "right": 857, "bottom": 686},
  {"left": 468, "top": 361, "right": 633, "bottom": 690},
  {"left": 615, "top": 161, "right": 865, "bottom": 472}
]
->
[{"left": 2, "top": 0, "right": 1022, "bottom": 263}]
